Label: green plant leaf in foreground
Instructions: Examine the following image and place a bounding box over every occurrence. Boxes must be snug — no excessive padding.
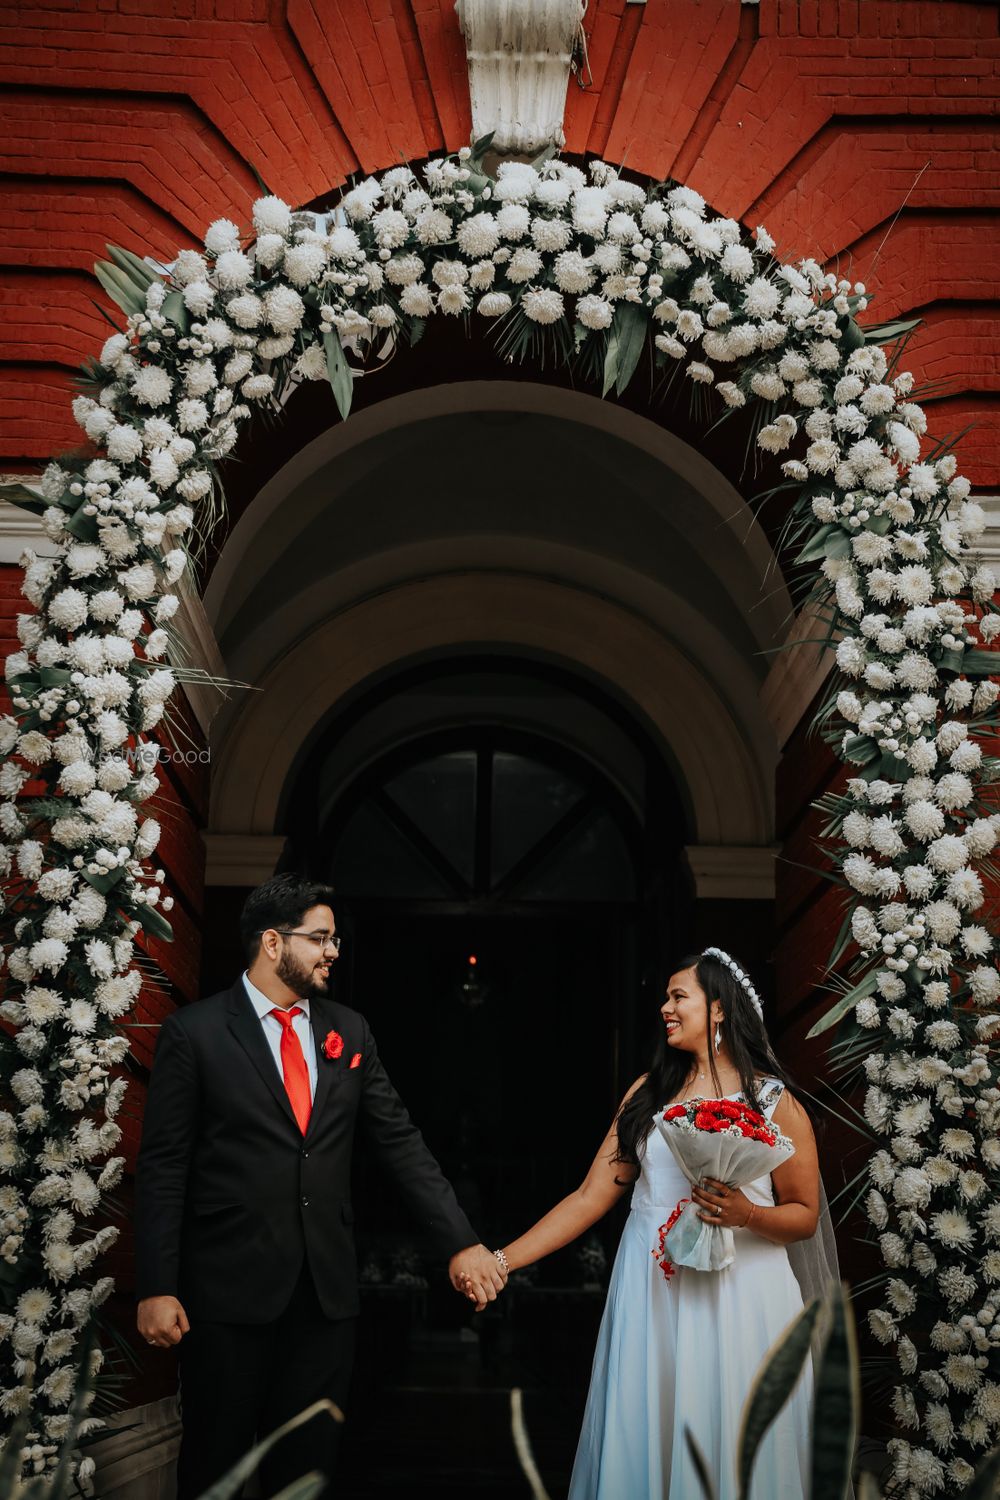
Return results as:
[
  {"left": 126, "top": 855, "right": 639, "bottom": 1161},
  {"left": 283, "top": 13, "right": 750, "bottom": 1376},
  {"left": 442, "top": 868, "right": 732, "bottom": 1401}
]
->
[
  {"left": 810, "top": 1283, "right": 859, "bottom": 1500},
  {"left": 196, "top": 1399, "right": 342, "bottom": 1500},
  {"left": 738, "top": 1296, "right": 821, "bottom": 1500},
  {"left": 684, "top": 1427, "right": 719, "bottom": 1500}
]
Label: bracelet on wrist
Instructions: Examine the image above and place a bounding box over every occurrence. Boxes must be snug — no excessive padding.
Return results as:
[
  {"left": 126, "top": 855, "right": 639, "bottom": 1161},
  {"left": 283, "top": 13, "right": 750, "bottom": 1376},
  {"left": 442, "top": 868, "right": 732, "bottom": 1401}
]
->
[{"left": 494, "top": 1247, "right": 510, "bottom": 1275}]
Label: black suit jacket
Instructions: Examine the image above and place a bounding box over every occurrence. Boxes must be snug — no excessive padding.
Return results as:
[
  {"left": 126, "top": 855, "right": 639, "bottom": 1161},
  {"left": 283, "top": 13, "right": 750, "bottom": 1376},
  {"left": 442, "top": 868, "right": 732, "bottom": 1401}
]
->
[{"left": 134, "top": 980, "right": 477, "bottom": 1322}]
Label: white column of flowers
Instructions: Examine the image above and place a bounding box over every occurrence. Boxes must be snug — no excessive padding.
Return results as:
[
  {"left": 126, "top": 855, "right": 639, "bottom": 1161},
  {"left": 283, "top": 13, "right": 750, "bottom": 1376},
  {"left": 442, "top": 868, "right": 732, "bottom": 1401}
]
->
[{"left": 1, "top": 145, "right": 998, "bottom": 1493}]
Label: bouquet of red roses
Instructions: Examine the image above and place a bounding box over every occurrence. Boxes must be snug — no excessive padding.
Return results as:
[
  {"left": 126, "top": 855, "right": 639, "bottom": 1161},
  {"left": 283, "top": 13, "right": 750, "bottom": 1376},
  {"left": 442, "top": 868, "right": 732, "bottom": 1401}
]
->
[{"left": 652, "top": 1096, "right": 795, "bottom": 1274}]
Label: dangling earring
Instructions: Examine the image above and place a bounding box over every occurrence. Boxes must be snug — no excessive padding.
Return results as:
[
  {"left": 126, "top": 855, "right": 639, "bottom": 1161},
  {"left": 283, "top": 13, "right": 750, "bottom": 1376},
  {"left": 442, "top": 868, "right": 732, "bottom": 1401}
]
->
[{"left": 714, "top": 1022, "right": 722, "bottom": 1054}]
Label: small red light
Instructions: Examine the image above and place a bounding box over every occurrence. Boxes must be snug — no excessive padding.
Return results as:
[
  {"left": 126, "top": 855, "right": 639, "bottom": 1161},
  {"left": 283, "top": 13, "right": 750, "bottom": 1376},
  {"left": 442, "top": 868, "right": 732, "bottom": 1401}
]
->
[{"left": 468, "top": 954, "right": 477, "bottom": 966}]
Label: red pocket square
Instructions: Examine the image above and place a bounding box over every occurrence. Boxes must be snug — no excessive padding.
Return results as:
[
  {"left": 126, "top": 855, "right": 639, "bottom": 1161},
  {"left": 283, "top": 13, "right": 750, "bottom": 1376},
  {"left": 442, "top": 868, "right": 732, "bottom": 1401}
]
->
[{"left": 349, "top": 1052, "right": 362, "bottom": 1069}]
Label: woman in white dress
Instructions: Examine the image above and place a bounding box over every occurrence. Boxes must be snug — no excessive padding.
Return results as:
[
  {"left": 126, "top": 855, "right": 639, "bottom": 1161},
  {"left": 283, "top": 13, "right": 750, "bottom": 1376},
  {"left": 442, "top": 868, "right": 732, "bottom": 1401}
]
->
[{"left": 493, "top": 948, "right": 822, "bottom": 1500}]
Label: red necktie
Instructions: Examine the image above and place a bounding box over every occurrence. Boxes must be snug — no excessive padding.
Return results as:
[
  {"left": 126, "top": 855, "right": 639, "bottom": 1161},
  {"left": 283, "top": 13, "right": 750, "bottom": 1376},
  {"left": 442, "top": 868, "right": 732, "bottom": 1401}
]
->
[{"left": 271, "top": 1007, "right": 312, "bottom": 1135}]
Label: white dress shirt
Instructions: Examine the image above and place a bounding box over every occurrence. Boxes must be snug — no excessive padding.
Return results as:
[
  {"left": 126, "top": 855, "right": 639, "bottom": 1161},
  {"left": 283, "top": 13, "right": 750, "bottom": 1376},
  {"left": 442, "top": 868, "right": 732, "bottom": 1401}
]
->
[{"left": 242, "top": 971, "right": 318, "bottom": 1101}]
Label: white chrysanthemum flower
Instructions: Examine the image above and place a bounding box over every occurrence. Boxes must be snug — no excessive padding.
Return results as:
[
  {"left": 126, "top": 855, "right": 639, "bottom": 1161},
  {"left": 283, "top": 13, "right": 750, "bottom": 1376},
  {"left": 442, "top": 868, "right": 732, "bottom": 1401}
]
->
[
  {"left": 496, "top": 203, "right": 531, "bottom": 241},
  {"left": 886, "top": 1277, "right": 917, "bottom": 1317},
  {"left": 947, "top": 868, "right": 983, "bottom": 912},
  {"left": 283, "top": 242, "right": 328, "bottom": 288},
  {"left": 888, "top": 1008, "right": 917, "bottom": 1039},
  {"left": 468, "top": 260, "right": 496, "bottom": 291},
  {"left": 522, "top": 288, "right": 565, "bottom": 325},
  {"left": 292, "top": 345, "right": 327, "bottom": 381},
  {"left": 574, "top": 294, "right": 613, "bottom": 331},
  {"left": 17, "top": 1287, "right": 54, "bottom": 1326},
  {"left": 494, "top": 161, "right": 538, "bottom": 202},
  {"left": 960, "top": 924, "right": 991, "bottom": 957},
  {"left": 414, "top": 207, "right": 452, "bottom": 245},
  {"left": 949, "top": 737, "right": 982, "bottom": 773},
  {"left": 940, "top": 1127, "right": 976, "bottom": 1160},
  {"left": 553, "top": 250, "right": 595, "bottom": 294},
  {"left": 400, "top": 284, "right": 433, "bottom": 317},
  {"left": 263, "top": 285, "right": 304, "bottom": 334},
  {"left": 67, "top": 1000, "right": 97, "bottom": 1034},
  {"left": 436, "top": 285, "right": 469, "bottom": 316},
  {"left": 966, "top": 817, "right": 999, "bottom": 857},
  {"left": 519, "top": 208, "right": 569, "bottom": 249},
  {"left": 843, "top": 811, "right": 872, "bottom": 848},
  {"left": 957, "top": 1169, "right": 986, "bottom": 1202},
  {"left": 843, "top": 853, "right": 881, "bottom": 894},
  {"left": 456, "top": 212, "right": 500, "bottom": 258},
  {"left": 131, "top": 365, "right": 174, "bottom": 408},
  {"left": 204, "top": 218, "right": 241, "bottom": 256},
  {"left": 384, "top": 253, "right": 424, "bottom": 287},
  {"left": 927, "top": 835, "right": 968, "bottom": 874},
  {"left": 924, "top": 1018, "right": 961, "bottom": 1051},
  {"left": 572, "top": 187, "right": 609, "bottom": 237},
  {"left": 476, "top": 292, "right": 512, "bottom": 318},
  {"left": 868, "top": 1307, "right": 897, "bottom": 1344},
  {"left": 968, "top": 965, "right": 1000, "bottom": 1004},
  {"left": 430, "top": 259, "right": 468, "bottom": 289},
  {"left": 944, "top": 1354, "right": 983, "bottom": 1395},
  {"left": 880, "top": 1232, "right": 909, "bottom": 1268},
  {"left": 720, "top": 243, "right": 753, "bottom": 282},
  {"left": 227, "top": 293, "right": 264, "bottom": 329},
  {"left": 242, "top": 373, "right": 276, "bottom": 401},
  {"left": 507, "top": 248, "right": 544, "bottom": 284},
  {"left": 106, "top": 421, "right": 144, "bottom": 463},
  {"left": 895, "top": 1098, "right": 932, "bottom": 1137},
  {"left": 855, "top": 997, "right": 881, "bottom": 1028},
  {"left": 252, "top": 196, "right": 292, "bottom": 236},
  {"left": 892, "top": 1166, "right": 931, "bottom": 1208},
  {"left": 905, "top": 801, "right": 944, "bottom": 841}
]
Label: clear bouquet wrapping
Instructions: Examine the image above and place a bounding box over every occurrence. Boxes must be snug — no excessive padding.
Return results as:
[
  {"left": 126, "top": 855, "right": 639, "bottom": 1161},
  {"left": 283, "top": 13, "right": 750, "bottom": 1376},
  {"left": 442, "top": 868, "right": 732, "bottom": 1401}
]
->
[{"left": 652, "top": 1097, "right": 796, "bottom": 1273}]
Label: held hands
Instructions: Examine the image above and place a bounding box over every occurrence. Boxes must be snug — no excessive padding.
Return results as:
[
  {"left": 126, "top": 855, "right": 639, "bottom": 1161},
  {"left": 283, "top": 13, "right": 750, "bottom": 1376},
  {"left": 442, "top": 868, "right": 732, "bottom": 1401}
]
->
[
  {"left": 691, "top": 1177, "right": 754, "bottom": 1229},
  {"left": 137, "top": 1295, "right": 190, "bottom": 1348},
  {"left": 448, "top": 1243, "right": 508, "bottom": 1313}
]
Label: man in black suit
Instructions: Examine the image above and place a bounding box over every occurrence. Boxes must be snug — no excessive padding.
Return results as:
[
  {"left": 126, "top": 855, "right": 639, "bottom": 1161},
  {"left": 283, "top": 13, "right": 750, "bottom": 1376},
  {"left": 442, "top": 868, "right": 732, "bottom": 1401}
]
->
[{"left": 135, "top": 873, "right": 505, "bottom": 1498}]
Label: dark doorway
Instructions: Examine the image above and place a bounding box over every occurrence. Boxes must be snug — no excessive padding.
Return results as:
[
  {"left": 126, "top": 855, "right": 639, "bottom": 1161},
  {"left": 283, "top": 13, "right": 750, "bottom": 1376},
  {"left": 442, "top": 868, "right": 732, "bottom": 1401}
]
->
[{"left": 276, "top": 664, "right": 690, "bottom": 1494}]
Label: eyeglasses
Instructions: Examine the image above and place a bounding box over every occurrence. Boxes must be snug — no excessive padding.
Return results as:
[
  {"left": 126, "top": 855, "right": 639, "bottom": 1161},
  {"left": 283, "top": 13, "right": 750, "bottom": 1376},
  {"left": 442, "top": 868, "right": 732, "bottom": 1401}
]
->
[{"left": 273, "top": 928, "right": 342, "bottom": 954}]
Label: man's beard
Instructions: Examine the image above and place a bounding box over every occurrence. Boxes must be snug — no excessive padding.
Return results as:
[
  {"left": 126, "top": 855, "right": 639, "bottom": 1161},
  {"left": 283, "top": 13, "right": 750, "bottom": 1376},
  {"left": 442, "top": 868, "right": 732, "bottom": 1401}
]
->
[{"left": 275, "top": 946, "right": 329, "bottom": 1000}]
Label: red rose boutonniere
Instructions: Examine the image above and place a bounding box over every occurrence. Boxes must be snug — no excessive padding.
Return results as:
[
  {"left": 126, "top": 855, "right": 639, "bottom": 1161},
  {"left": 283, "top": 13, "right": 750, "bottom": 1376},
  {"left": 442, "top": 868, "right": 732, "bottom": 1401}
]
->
[{"left": 322, "top": 1030, "right": 344, "bottom": 1061}]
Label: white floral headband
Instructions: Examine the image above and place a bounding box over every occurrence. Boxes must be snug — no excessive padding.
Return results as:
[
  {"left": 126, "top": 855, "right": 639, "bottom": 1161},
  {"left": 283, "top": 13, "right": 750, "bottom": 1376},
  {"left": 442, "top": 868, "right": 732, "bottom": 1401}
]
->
[{"left": 701, "top": 947, "right": 765, "bottom": 1021}]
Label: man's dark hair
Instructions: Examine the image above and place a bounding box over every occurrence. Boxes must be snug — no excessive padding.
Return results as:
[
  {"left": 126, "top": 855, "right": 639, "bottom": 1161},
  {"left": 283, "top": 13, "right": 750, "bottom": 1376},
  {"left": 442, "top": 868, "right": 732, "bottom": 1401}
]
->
[{"left": 240, "top": 873, "right": 338, "bottom": 965}]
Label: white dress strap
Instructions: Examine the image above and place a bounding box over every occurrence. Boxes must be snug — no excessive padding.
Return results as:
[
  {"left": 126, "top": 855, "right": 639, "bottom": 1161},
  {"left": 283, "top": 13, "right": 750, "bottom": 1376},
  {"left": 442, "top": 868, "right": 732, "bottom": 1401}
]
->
[{"left": 756, "top": 1079, "right": 785, "bottom": 1118}]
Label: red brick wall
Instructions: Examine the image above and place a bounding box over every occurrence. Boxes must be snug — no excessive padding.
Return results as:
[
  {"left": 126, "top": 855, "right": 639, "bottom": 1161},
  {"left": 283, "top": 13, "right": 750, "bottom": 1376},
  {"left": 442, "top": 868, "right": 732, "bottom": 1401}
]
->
[{"left": 0, "top": 0, "right": 996, "bottom": 473}]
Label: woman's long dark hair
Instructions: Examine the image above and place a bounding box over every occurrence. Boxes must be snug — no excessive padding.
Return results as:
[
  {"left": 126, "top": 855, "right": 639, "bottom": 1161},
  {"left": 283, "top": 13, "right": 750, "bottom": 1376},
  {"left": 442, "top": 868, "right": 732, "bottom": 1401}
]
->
[{"left": 614, "top": 951, "right": 815, "bottom": 1175}]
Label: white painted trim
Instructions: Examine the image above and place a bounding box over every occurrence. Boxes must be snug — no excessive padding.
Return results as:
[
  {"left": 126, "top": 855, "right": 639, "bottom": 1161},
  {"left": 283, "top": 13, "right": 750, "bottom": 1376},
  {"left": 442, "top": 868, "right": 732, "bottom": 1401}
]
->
[
  {"left": 207, "top": 572, "right": 774, "bottom": 847},
  {"left": 0, "top": 499, "right": 57, "bottom": 563},
  {"left": 456, "top": 0, "right": 584, "bottom": 152},
  {"left": 202, "top": 831, "right": 288, "bottom": 886},
  {"left": 203, "top": 382, "right": 791, "bottom": 652},
  {"left": 972, "top": 495, "right": 1000, "bottom": 562},
  {"left": 684, "top": 844, "right": 779, "bottom": 901}
]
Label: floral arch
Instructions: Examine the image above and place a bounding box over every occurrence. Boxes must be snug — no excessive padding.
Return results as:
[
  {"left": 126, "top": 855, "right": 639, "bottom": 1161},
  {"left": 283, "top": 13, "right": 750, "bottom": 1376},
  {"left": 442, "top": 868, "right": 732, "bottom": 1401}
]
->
[{"left": 1, "top": 141, "right": 999, "bottom": 1493}]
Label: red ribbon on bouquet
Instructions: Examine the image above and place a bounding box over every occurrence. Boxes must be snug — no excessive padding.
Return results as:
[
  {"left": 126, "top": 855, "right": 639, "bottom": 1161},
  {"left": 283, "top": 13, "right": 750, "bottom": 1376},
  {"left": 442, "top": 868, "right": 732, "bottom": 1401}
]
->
[{"left": 652, "top": 1196, "right": 690, "bottom": 1283}]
